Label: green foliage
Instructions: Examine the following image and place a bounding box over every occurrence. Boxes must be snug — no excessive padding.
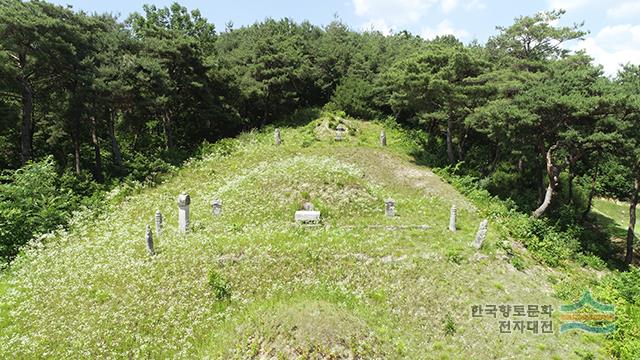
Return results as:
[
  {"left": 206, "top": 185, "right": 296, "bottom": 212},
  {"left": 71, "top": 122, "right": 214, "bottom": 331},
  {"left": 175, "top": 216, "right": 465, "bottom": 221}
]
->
[
  {"left": 0, "top": 157, "right": 77, "bottom": 263},
  {"left": 597, "top": 267, "right": 640, "bottom": 359},
  {"left": 443, "top": 313, "right": 456, "bottom": 336},
  {"left": 208, "top": 270, "right": 231, "bottom": 301},
  {"left": 445, "top": 247, "right": 464, "bottom": 264},
  {"left": 124, "top": 153, "right": 175, "bottom": 184},
  {"left": 328, "top": 75, "right": 379, "bottom": 119},
  {"left": 511, "top": 255, "right": 526, "bottom": 271}
]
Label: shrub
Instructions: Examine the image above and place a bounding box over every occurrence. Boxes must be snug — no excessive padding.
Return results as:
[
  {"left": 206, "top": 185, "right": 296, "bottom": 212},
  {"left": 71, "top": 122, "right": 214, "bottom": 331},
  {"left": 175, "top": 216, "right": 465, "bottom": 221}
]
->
[
  {"left": 124, "top": 153, "right": 175, "bottom": 184},
  {"left": 0, "top": 157, "right": 78, "bottom": 263},
  {"left": 597, "top": 267, "right": 640, "bottom": 359}
]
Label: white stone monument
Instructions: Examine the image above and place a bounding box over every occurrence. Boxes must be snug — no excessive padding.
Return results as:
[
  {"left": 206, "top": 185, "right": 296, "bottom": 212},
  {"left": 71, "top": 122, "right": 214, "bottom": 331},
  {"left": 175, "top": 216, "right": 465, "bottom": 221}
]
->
[
  {"left": 449, "top": 205, "right": 457, "bottom": 232},
  {"left": 385, "top": 199, "right": 395, "bottom": 217},
  {"left": 275, "top": 128, "right": 281, "bottom": 145},
  {"left": 295, "top": 210, "right": 321, "bottom": 222},
  {"left": 473, "top": 219, "right": 488, "bottom": 249},
  {"left": 155, "top": 210, "right": 163, "bottom": 236},
  {"left": 212, "top": 199, "right": 222, "bottom": 216},
  {"left": 380, "top": 130, "right": 387, "bottom": 146},
  {"left": 335, "top": 124, "right": 346, "bottom": 141},
  {"left": 177, "top": 193, "right": 191, "bottom": 233}
]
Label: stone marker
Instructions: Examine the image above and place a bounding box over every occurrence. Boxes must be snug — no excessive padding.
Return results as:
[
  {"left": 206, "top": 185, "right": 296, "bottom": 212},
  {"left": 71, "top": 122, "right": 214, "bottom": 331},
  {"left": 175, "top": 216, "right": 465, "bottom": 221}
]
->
[
  {"left": 295, "top": 210, "right": 321, "bottom": 222},
  {"left": 155, "top": 210, "right": 163, "bottom": 236},
  {"left": 274, "top": 128, "right": 281, "bottom": 145},
  {"left": 177, "top": 193, "right": 191, "bottom": 233},
  {"left": 302, "top": 201, "right": 315, "bottom": 211},
  {"left": 212, "top": 199, "right": 222, "bottom": 216},
  {"left": 449, "top": 205, "right": 457, "bottom": 232},
  {"left": 472, "top": 219, "right": 488, "bottom": 249},
  {"left": 335, "top": 124, "right": 346, "bottom": 141},
  {"left": 380, "top": 130, "right": 387, "bottom": 146},
  {"left": 146, "top": 225, "right": 155, "bottom": 256},
  {"left": 385, "top": 199, "right": 395, "bottom": 217}
]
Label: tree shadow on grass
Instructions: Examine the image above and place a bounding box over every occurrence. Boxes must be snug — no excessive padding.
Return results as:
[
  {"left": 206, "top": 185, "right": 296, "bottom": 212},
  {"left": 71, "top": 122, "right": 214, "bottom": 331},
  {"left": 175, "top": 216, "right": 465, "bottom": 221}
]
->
[{"left": 584, "top": 212, "right": 638, "bottom": 271}]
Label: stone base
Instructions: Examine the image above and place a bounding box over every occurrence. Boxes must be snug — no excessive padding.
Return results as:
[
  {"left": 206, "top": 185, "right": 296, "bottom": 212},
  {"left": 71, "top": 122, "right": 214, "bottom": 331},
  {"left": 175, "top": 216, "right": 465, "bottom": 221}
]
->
[{"left": 295, "top": 210, "right": 321, "bottom": 222}]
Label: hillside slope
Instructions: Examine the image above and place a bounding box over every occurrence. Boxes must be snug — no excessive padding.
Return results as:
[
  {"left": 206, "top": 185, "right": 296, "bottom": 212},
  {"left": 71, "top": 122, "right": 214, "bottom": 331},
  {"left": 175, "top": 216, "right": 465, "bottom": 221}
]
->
[{"left": 0, "top": 117, "right": 606, "bottom": 358}]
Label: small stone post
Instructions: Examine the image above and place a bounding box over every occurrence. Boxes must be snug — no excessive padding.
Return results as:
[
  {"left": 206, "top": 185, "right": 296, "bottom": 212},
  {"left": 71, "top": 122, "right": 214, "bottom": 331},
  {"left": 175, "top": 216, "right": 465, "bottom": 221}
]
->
[
  {"left": 335, "top": 124, "right": 346, "bottom": 141},
  {"left": 449, "top": 205, "right": 457, "bottom": 232},
  {"left": 212, "top": 199, "right": 222, "bottom": 216},
  {"left": 385, "top": 199, "right": 395, "bottom": 217},
  {"left": 177, "top": 193, "right": 191, "bottom": 233},
  {"left": 146, "top": 225, "right": 155, "bottom": 256},
  {"left": 155, "top": 210, "right": 163, "bottom": 236},
  {"left": 472, "top": 219, "right": 488, "bottom": 249},
  {"left": 380, "top": 130, "right": 387, "bottom": 146},
  {"left": 274, "top": 128, "right": 281, "bottom": 145}
]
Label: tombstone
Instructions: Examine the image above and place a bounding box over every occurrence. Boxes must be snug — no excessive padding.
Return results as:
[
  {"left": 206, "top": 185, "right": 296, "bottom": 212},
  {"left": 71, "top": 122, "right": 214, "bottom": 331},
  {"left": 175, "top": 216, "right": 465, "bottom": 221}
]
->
[
  {"left": 385, "top": 199, "right": 395, "bottom": 217},
  {"left": 302, "top": 201, "right": 315, "bottom": 211},
  {"left": 380, "top": 130, "right": 387, "bottom": 146},
  {"left": 274, "top": 128, "right": 282, "bottom": 146},
  {"left": 472, "top": 219, "right": 489, "bottom": 249},
  {"left": 155, "top": 210, "right": 163, "bottom": 236},
  {"left": 295, "top": 210, "right": 321, "bottom": 223},
  {"left": 448, "top": 205, "right": 457, "bottom": 232},
  {"left": 177, "top": 193, "right": 191, "bottom": 233},
  {"left": 145, "top": 225, "right": 155, "bottom": 256},
  {"left": 212, "top": 199, "right": 222, "bottom": 216},
  {"left": 335, "top": 124, "right": 347, "bottom": 141}
]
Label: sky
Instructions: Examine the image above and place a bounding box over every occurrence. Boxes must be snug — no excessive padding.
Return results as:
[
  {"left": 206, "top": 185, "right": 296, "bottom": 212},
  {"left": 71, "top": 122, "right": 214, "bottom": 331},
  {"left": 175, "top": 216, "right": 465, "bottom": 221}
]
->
[{"left": 48, "top": 0, "right": 640, "bottom": 76}]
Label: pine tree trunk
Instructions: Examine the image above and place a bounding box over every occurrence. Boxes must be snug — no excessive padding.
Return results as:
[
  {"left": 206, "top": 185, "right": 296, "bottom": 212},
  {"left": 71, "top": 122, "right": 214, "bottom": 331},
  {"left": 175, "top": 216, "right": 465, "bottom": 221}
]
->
[
  {"left": 72, "top": 128, "right": 81, "bottom": 175},
  {"left": 19, "top": 59, "right": 33, "bottom": 165},
  {"left": 568, "top": 172, "right": 574, "bottom": 203},
  {"left": 491, "top": 142, "right": 501, "bottom": 171},
  {"left": 108, "top": 109, "right": 123, "bottom": 167},
  {"left": 163, "top": 110, "right": 174, "bottom": 151},
  {"left": 518, "top": 157, "right": 525, "bottom": 175},
  {"left": 625, "top": 177, "right": 639, "bottom": 266},
  {"left": 446, "top": 117, "right": 455, "bottom": 165},
  {"left": 582, "top": 161, "right": 600, "bottom": 221},
  {"left": 90, "top": 116, "right": 104, "bottom": 183},
  {"left": 532, "top": 144, "right": 559, "bottom": 218}
]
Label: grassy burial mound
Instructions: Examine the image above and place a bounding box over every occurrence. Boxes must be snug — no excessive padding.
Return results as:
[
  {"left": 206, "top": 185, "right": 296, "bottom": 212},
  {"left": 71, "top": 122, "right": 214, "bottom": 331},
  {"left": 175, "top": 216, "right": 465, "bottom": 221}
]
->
[{"left": 0, "top": 117, "right": 606, "bottom": 358}]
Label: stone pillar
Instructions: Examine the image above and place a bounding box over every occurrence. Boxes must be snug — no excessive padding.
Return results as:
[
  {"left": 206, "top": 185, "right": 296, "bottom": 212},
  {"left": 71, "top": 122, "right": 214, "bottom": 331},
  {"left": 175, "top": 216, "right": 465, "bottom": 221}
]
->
[
  {"left": 212, "top": 199, "right": 222, "bottom": 216},
  {"left": 472, "top": 219, "right": 488, "bottom": 249},
  {"left": 385, "top": 199, "right": 395, "bottom": 217},
  {"left": 380, "top": 130, "right": 387, "bottom": 146},
  {"left": 335, "top": 124, "right": 346, "bottom": 141},
  {"left": 155, "top": 210, "right": 163, "bottom": 236},
  {"left": 177, "top": 193, "right": 191, "bottom": 233},
  {"left": 274, "top": 128, "right": 281, "bottom": 145},
  {"left": 449, "top": 205, "right": 457, "bottom": 232},
  {"left": 146, "top": 225, "right": 155, "bottom": 256}
]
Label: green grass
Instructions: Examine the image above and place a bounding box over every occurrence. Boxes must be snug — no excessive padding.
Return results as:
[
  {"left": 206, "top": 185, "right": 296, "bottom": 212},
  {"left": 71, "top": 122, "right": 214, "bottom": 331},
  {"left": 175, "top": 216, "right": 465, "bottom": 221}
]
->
[
  {"left": 593, "top": 198, "right": 638, "bottom": 238},
  {"left": 0, "top": 116, "right": 609, "bottom": 358}
]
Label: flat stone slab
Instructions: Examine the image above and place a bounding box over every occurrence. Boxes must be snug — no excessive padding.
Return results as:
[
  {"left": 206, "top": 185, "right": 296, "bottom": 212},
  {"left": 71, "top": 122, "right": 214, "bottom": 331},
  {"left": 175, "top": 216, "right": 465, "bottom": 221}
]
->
[{"left": 295, "top": 210, "right": 321, "bottom": 222}]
